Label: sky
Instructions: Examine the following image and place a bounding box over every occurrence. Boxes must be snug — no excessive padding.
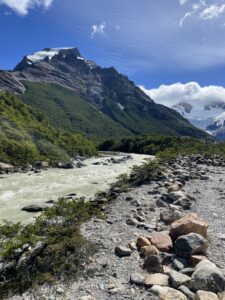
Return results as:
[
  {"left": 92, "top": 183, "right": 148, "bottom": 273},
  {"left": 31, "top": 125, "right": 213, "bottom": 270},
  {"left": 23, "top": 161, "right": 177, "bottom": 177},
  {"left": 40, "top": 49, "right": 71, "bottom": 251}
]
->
[{"left": 1, "top": 0, "right": 225, "bottom": 106}]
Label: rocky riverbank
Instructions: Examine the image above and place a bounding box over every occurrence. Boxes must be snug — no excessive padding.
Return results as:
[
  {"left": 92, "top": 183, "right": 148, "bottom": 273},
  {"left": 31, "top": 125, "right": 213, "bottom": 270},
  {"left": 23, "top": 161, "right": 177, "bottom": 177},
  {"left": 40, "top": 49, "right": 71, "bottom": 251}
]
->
[{"left": 7, "top": 155, "right": 225, "bottom": 299}]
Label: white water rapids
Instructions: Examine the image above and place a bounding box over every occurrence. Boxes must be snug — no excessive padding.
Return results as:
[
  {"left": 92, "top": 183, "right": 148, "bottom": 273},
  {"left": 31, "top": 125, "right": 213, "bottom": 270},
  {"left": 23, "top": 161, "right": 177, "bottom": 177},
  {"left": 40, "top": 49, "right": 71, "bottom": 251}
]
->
[{"left": 0, "top": 153, "right": 150, "bottom": 224}]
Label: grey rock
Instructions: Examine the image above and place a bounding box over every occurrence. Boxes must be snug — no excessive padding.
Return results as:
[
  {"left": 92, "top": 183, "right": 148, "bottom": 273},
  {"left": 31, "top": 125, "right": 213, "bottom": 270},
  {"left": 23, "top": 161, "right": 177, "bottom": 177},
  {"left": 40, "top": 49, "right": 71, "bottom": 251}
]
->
[
  {"left": 173, "top": 257, "right": 190, "bottom": 270},
  {"left": 160, "top": 209, "right": 183, "bottom": 225},
  {"left": 130, "top": 273, "right": 144, "bottom": 285},
  {"left": 189, "top": 260, "right": 225, "bottom": 293},
  {"left": 21, "top": 205, "right": 44, "bottom": 212},
  {"left": 144, "top": 255, "right": 163, "bottom": 273},
  {"left": 30, "top": 241, "right": 46, "bottom": 258},
  {"left": 180, "top": 268, "right": 195, "bottom": 276},
  {"left": 175, "top": 233, "right": 208, "bottom": 257},
  {"left": 178, "top": 285, "right": 195, "bottom": 299},
  {"left": 115, "top": 246, "right": 132, "bottom": 257},
  {"left": 169, "top": 270, "right": 191, "bottom": 289}
]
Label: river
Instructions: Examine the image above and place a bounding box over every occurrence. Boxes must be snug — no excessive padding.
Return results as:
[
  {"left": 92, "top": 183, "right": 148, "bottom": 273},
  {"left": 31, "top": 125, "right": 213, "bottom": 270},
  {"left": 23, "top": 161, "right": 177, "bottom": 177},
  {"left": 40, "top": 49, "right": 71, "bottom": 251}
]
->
[{"left": 0, "top": 153, "right": 150, "bottom": 224}]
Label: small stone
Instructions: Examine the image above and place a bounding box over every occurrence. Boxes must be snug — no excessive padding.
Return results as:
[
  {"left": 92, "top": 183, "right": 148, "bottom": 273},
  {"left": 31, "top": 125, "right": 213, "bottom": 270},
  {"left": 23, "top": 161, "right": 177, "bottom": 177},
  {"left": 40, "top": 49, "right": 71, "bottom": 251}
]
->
[
  {"left": 180, "top": 268, "right": 194, "bottom": 276},
  {"left": 136, "top": 236, "right": 151, "bottom": 248},
  {"left": 115, "top": 246, "right": 132, "bottom": 257},
  {"left": 168, "top": 183, "right": 181, "bottom": 192},
  {"left": 126, "top": 218, "right": 139, "bottom": 226},
  {"left": 144, "top": 255, "right": 163, "bottom": 273},
  {"left": 150, "top": 232, "right": 173, "bottom": 253},
  {"left": 144, "top": 274, "right": 169, "bottom": 288},
  {"left": 128, "top": 241, "right": 137, "bottom": 251},
  {"left": 190, "top": 255, "right": 208, "bottom": 265},
  {"left": 162, "top": 265, "right": 172, "bottom": 275},
  {"left": 130, "top": 273, "right": 144, "bottom": 285},
  {"left": 195, "top": 291, "right": 219, "bottom": 300},
  {"left": 160, "top": 209, "right": 183, "bottom": 225},
  {"left": 178, "top": 285, "right": 195, "bottom": 300},
  {"left": 173, "top": 257, "right": 190, "bottom": 271},
  {"left": 151, "top": 285, "right": 187, "bottom": 300},
  {"left": 79, "top": 296, "right": 96, "bottom": 300},
  {"left": 174, "top": 233, "right": 208, "bottom": 257},
  {"left": 169, "top": 270, "right": 191, "bottom": 289},
  {"left": 56, "top": 288, "right": 64, "bottom": 294},
  {"left": 141, "top": 245, "right": 159, "bottom": 257}
]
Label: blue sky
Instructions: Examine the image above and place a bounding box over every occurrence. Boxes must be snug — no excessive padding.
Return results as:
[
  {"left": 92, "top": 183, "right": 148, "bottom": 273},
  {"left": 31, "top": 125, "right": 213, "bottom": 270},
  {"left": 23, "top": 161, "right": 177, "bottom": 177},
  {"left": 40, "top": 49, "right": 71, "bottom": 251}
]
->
[{"left": 1, "top": 0, "right": 225, "bottom": 93}]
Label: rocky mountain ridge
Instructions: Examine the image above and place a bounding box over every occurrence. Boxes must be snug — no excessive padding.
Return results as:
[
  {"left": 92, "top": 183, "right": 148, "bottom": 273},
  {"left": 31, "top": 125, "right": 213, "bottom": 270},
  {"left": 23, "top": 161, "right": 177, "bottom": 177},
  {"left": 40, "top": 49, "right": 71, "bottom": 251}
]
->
[{"left": 0, "top": 48, "right": 208, "bottom": 140}]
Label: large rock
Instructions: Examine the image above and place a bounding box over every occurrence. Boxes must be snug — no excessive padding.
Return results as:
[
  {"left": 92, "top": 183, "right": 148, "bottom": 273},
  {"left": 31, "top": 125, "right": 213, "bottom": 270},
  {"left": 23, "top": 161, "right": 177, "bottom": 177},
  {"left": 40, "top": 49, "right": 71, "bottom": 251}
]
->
[
  {"left": 169, "top": 270, "right": 191, "bottom": 289},
  {"left": 178, "top": 285, "right": 195, "bottom": 300},
  {"left": 174, "top": 233, "right": 208, "bottom": 257},
  {"left": 170, "top": 213, "right": 208, "bottom": 239},
  {"left": 144, "top": 274, "right": 169, "bottom": 287},
  {"left": 21, "top": 205, "right": 43, "bottom": 212},
  {"left": 0, "top": 162, "right": 14, "bottom": 171},
  {"left": 195, "top": 291, "right": 219, "bottom": 300},
  {"left": 189, "top": 260, "right": 225, "bottom": 293},
  {"left": 151, "top": 285, "right": 187, "bottom": 300},
  {"left": 150, "top": 232, "right": 173, "bottom": 253}
]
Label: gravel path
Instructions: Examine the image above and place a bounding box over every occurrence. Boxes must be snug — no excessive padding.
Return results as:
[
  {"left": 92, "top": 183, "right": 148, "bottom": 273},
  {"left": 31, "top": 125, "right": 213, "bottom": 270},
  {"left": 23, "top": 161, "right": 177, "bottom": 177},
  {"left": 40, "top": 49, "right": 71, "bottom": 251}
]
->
[{"left": 9, "top": 161, "right": 225, "bottom": 300}]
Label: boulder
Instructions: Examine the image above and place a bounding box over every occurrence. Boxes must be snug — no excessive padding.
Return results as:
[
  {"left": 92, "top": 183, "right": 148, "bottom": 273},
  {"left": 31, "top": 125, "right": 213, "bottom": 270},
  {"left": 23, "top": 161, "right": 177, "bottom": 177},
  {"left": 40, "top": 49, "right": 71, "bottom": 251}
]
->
[
  {"left": 115, "top": 246, "right": 132, "bottom": 257},
  {"left": 150, "top": 232, "right": 173, "bottom": 253},
  {"left": 174, "top": 233, "right": 208, "bottom": 257},
  {"left": 21, "top": 205, "right": 43, "bottom": 213},
  {"left": 195, "top": 291, "right": 219, "bottom": 300},
  {"left": 144, "top": 274, "right": 169, "bottom": 287},
  {"left": 141, "top": 245, "right": 159, "bottom": 257},
  {"left": 151, "top": 285, "right": 187, "bottom": 300},
  {"left": 170, "top": 213, "right": 208, "bottom": 239},
  {"left": 189, "top": 260, "right": 225, "bottom": 293},
  {"left": 0, "top": 162, "right": 14, "bottom": 171},
  {"left": 169, "top": 270, "right": 191, "bottom": 289},
  {"left": 136, "top": 236, "right": 151, "bottom": 248}
]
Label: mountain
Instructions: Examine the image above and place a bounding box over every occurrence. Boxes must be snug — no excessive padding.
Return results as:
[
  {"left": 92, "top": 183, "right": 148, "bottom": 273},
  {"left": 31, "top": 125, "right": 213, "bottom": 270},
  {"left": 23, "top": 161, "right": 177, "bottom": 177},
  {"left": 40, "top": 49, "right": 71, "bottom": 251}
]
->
[
  {"left": 0, "top": 92, "right": 96, "bottom": 164},
  {"left": 0, "top": 47, "right": 208, "bottom": 140},
  {"left": 172, "top": 100, "right": 225, "bottom": 140}
]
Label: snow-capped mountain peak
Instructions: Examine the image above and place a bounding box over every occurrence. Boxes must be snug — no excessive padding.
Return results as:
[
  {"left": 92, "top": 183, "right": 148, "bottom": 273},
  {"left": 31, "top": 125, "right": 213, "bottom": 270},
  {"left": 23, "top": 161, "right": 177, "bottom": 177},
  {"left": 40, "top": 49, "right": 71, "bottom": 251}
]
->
[{"left": 26, "top": 47, "right": 74, "bottom": 64}]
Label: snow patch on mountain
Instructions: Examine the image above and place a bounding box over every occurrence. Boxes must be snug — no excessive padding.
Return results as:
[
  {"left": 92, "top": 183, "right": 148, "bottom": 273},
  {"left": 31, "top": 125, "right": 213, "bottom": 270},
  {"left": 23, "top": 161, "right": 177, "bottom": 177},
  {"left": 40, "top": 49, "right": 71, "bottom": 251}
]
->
[{"left": 26, "top": 48, "right": 74, "bottom": 64}]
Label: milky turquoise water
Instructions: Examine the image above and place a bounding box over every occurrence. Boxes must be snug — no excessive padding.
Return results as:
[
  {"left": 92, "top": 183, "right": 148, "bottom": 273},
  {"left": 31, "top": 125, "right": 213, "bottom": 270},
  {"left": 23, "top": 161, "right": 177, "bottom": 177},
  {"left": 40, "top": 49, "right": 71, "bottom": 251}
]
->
[{"left": 0, "top": 154, "right": 150, "bottom": 223}]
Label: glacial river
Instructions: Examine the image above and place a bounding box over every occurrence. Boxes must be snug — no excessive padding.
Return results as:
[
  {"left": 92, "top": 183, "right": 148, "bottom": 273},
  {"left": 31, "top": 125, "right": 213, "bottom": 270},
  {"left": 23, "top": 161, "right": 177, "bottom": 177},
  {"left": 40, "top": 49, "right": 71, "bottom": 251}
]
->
[{"left": 0, "top": 153, "right": 150, "bottom": 224}]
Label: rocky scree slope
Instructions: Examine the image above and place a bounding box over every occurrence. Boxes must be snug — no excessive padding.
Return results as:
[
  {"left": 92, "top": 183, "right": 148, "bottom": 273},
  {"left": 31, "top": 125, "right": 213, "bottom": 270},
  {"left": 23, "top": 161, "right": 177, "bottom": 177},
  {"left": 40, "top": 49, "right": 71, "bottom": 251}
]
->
[
  {"left": 10, "top": 155, "right": 225, "bottom": 299},
  {"left": 0, "top": 48, "right": 208, "bottom": 140}
]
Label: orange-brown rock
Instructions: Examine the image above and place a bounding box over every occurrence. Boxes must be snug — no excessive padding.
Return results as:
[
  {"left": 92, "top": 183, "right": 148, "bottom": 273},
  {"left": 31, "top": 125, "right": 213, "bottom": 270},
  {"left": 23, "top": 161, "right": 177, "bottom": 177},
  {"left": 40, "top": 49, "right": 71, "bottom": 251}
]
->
[
  {"left": 136, "top": 236, "right": 151, "bottom": 248},
  {"left": 141, "top": 245, "right": 159, "bottom": 257},
  {"left": 170, "top": 213, "right": 208, "bottom": 239},
  {"left": 150, "top": 232, "right": 173, "bottom": 252}
]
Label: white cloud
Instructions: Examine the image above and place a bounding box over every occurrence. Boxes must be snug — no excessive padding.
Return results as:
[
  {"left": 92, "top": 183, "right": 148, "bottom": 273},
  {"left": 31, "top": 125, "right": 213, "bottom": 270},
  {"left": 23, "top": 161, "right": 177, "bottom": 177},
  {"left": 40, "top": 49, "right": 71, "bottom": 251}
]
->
[
  {"left": 91, "top": 21, "right": 106, "bottom": 38},
  {"left": 0, "top": 0, "right": 53, "bottom": 15},
  {"left": 179, "top": 0, "right": 189, "bottom": 5},
  {"left": 115, "top": 24, "right": 120, "bottom": 31},
  {"left": 140, "top": 82, "right": 225, "bottom": 108},
  {"left": 200, "top": 4, "right": 225, "bottom": 20}
]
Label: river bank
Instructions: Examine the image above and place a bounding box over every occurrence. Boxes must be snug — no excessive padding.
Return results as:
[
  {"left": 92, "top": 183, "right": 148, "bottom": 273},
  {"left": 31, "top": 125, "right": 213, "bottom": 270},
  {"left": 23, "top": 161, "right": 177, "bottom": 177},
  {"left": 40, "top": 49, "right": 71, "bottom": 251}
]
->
[{"left": 9, "top": 155, "right": 225, "bottom": 300}]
